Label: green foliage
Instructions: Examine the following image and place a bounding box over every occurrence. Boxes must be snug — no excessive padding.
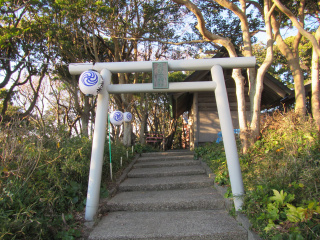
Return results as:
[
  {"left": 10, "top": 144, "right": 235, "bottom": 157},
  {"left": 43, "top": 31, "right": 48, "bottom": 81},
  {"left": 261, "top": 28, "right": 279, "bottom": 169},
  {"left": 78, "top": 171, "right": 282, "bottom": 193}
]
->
[
  {"left": 253, "top": 35, "right": 313, "bottom": 88},
  {"left": 195, "top": 142, "right": 230, "bottom": 186},
  {"left": 0, "top": 119, "right": 134, "bottom": 239},
  {"left": 248, "top": 188, "right": 320, "bottom": 239},
  {"left": 168, "top": 72, "right": 187, "bottom": 82},
  {"left": 195, "top": 111, "right": 320, "bottom": 239},
  {"left": 134, "top": 143, "right": 158, "bottom": 154},
  {"left": 243, "top": 111, "right": 320, "bottom": 239}
]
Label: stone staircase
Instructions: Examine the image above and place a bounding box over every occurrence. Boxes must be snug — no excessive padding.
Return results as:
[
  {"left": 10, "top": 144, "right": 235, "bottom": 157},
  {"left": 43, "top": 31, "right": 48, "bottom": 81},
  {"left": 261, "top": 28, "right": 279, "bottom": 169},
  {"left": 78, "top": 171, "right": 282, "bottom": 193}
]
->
[{"left": 89, "top": 150, "right": 247, "bottom": 240}]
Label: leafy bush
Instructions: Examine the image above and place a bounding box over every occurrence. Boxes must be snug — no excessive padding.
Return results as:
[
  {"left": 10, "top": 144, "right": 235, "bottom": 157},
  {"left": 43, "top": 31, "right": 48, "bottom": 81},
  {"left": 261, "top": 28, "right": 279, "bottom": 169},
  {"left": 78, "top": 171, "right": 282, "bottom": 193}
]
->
[
  {"left": 264, "top": 190, "right": 319, "bottom": 238},
  {"left": 134, "top": 143, "right": 158, "bottom": 154},
  {"left": 195, "top": 111, "right": 320, "bottom": 239},
  {"left": 242, "top": 111, "right": 320, "bottom": 239},
  {"left": 0, "top": 119, "right": 134, "bottom": 239}
]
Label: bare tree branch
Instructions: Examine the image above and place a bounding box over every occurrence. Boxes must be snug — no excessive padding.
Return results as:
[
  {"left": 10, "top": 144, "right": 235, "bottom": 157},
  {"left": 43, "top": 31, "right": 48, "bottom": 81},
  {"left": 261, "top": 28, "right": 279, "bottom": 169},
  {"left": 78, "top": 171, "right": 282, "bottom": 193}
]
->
[
  {"left": 111, "top": 36, "right": 213, "bottom": 45},
  {"left": 273, "top": 0, "right": 320, "bottom": 55},
  {"left": 247, "top": 1, "right": 263, "bottom": 14}
]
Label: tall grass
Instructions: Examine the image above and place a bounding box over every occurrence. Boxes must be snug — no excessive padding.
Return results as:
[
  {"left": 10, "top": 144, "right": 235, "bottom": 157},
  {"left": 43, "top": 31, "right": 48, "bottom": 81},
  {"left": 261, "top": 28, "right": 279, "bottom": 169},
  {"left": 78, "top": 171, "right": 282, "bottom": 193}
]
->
[
  {"left": 243, "top": 112, "right": 320, "bottom": 197},
  {"left": 0, "top": 118, "right": 134, "bottom": 239}
]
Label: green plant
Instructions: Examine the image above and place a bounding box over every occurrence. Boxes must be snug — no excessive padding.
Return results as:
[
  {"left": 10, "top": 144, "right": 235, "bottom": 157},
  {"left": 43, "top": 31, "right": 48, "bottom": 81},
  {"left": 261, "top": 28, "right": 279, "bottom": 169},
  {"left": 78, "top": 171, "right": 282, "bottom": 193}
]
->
[
  {"left": 0, "top": 118, "right": 135, "bottom": 239},
  {"left": 56, "top": 214, "right": 81, "bottom": 240},
  {"left": 264, "top": 189, "right": 296, "bottom": 232},
  {"left": 263, "top": 189, "right": 320, "bottom": 239},
  {"left": 134, "top": 143, "right": 157, "bottom": 154},
  {"left": 195, "top": 142, "right": 230, "bottom": 186}
]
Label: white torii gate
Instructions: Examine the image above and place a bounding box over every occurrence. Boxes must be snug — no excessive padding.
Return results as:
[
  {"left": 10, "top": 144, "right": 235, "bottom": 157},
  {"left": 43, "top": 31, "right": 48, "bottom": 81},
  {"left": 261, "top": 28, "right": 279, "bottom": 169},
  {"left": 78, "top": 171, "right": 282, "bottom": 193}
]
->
[{"left": 69, "top": 57, "right": 256, "bottom": 221}]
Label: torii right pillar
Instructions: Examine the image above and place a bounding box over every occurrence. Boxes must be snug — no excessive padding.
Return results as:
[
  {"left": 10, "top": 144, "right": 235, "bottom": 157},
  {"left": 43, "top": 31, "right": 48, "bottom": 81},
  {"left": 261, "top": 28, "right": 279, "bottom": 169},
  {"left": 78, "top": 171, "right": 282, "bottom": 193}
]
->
[{"left": 211, "top": 65, "right": 244, "bottom": 210}]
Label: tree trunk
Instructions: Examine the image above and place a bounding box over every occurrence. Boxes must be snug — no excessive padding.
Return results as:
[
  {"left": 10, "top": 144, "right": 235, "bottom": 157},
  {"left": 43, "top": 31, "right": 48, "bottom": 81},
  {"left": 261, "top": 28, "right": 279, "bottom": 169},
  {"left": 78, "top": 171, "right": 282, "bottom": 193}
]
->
[
  {"left": 68, "top": 74, "right": 92, "bottom": 137},
  {"left": 232, "top": 69, "right": 249, "bottom": 152},
  {"left": 139, "top": 93, "right": 148, "bottom": 144},
  {"left": 123, "top": 122, "right": 132, "bottom": 146},
  {"left": 271, "top": 14, "right": 306, "bottom": 115},
  {"left": 250, "top": 0, "right": 275, "bottom": 141},
  {"left": 81, "top": 95, "right": 90, "bottom": 137},
  {"left": 289, "top": 56, "right": 306, "bottom": 114},
  {"left": 165, "top": 119, "right": 178, "bottom": 150},
  {"left": 312, "top": 27, "right": 320, "bottom": 130}
]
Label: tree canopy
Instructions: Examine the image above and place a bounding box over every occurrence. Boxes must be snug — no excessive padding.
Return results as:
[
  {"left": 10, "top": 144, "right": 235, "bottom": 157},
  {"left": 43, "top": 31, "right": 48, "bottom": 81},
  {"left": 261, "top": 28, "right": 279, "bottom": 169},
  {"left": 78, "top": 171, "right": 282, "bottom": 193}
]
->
[{"left": 0, "top": 0, "right": 319, "bottom": 148}]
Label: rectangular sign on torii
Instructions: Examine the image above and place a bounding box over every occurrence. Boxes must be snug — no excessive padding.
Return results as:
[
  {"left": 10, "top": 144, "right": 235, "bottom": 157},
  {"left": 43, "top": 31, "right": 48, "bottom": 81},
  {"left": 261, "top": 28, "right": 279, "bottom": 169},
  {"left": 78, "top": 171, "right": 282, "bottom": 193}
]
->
[
  {"left": 152, "top": 62, "right": 169, "bottom": 89},
  {"left": 69, "top": 57, "right": 256, "bottom": 221}
]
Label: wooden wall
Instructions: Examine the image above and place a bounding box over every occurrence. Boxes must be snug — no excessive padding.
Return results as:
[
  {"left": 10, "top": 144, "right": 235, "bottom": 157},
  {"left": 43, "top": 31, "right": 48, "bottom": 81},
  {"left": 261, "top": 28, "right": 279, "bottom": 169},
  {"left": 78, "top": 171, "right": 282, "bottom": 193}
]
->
[{"left": 190, "top": 90, "right": 250, "bottom": 147}]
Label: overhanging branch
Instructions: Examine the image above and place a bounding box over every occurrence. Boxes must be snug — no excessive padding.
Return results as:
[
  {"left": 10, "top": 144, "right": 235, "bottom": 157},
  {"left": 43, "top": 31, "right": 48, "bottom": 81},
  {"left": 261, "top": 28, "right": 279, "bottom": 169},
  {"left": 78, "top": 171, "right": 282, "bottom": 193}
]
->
[{"left": 111, "top": 36, "right": 213, "bottom": 46}]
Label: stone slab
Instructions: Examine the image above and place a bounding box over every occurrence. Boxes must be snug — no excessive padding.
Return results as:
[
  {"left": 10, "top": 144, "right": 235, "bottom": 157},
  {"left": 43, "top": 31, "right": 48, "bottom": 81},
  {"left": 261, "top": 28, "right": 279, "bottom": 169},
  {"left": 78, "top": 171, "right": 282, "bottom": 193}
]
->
[
  {"left": 134, "top": 160, "right": 200, "bottom": 168},
  {"left": 104, "top": 187, "right": 225, "bottom": 212},
  {"left": 89, "top": 210, "right": 247, "bottom": 240},
  {"left": 141, "top": 151, "right": 194, "bottom": 157},
  {"left": 128, "top": 165, "right": 205, "bottom": 178},
  {"left": 119, "top": 175, "right": 214, "bottom": 192},
  {"left": 137, "top": 155, "right": 195, "bottom": 162}
]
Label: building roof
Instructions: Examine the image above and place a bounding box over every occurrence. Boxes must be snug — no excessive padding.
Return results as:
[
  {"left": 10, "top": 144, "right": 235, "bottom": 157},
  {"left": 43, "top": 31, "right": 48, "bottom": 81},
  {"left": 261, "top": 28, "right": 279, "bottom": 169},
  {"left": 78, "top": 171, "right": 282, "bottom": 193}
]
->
[{"left": 171, "top": 60, "right": 292, "bottom": 118}]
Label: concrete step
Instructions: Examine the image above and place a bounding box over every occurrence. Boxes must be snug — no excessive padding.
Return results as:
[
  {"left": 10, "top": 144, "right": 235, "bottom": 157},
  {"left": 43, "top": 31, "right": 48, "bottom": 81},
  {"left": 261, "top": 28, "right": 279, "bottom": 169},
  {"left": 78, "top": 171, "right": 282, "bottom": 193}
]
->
[
  {"left": 119, "top": 175, "right": 214, "bottom": 192},
  {"left": 141, "top": 150, "right": 194, "bottom": 158},
  {"left": 128, "top": 165, "right": 206, "bottom": 178},
  {"left": 134, "top": 159, "right": 200, "bottom": 168},
  {"left": 137, "top": 154, "right": 195, "bottom": 162},
  {"left": 89, "top": 210, "right": 247, "bottom": 240},
  {"left": 104, "top": 187, "right": 225, "bottom": 212}
]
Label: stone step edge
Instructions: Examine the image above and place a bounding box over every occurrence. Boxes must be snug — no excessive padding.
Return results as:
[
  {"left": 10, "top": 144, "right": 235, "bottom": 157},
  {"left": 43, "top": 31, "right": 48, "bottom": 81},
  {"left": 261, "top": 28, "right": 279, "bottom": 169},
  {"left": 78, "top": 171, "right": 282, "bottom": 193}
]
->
[
  {"left": 137, "top": 155, "right": 195, "bottom": 162},
  {"left": 133, "top": 160, "right": 201, "bottom": 168},
  {"left": 118, "top": 177, "right": 214, "bottom": 192},
  {"left": 104, "top": 201, "right": 225, "bottom": 212},
  {"left": 102, "top": 188, "right": 225, "bottom": 213},
  {"left": 128, "top": 169, "right": 206, "bottom": 178},
  {"left": 140, "top": 152, "right": 194, "bottom": 157},
  {"left": 138, "top": 155, "right": 195, "bottom": 159}
]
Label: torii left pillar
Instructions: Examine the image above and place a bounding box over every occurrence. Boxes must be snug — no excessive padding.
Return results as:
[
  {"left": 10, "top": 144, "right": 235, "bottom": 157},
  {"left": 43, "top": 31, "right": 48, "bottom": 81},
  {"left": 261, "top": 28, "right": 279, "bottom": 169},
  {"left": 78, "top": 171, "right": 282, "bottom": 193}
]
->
[{"left": 85, "top": 69, "right": 111, "bottom": 221}]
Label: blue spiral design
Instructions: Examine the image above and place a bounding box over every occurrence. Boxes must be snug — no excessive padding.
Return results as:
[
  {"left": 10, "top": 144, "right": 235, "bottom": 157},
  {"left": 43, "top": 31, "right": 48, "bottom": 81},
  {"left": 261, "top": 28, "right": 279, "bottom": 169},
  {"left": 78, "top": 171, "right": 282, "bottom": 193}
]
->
[
  {"left": 113, "top": 111, "right": 123, "bottom": 122},
  {"left": 125, "top": 112, "right": 132, "bottom": 121},
  {"left": 80, "top": 71, "right": 99, "bottom": 87}
]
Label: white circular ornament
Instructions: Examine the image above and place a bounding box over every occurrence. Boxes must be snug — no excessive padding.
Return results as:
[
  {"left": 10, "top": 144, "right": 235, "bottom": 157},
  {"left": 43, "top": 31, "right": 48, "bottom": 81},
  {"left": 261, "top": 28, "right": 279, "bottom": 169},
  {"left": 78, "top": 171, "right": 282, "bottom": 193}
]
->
[
  {"left": 110, "top": 111, "right": 124, "bottom": 126},
  {"left": 79, "top": 70, "right": 103, "bottom": 95},
  {"left": 123, "top": 112, "right": 132, "bottom": 122}
]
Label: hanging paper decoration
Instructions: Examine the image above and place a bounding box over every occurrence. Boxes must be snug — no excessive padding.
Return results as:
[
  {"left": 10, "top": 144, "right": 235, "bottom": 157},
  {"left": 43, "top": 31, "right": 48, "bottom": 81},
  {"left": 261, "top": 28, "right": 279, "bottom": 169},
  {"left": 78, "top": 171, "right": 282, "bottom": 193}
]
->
[
  {"left": 110, "top": 111, "right": 124, "bottom": 125},
  {"left": 79, "top": 70, "right": 103, "bottom": 95},
  {"left": 123, "top": 112, "right": 132, "bottom": 122}
]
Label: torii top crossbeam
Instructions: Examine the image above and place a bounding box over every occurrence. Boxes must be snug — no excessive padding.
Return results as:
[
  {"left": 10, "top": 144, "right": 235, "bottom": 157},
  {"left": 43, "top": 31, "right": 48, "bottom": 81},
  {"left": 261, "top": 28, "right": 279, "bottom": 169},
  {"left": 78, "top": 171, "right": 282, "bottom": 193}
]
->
[{"left": 69, "top": 57, "right": 256, "bottom": 74}]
